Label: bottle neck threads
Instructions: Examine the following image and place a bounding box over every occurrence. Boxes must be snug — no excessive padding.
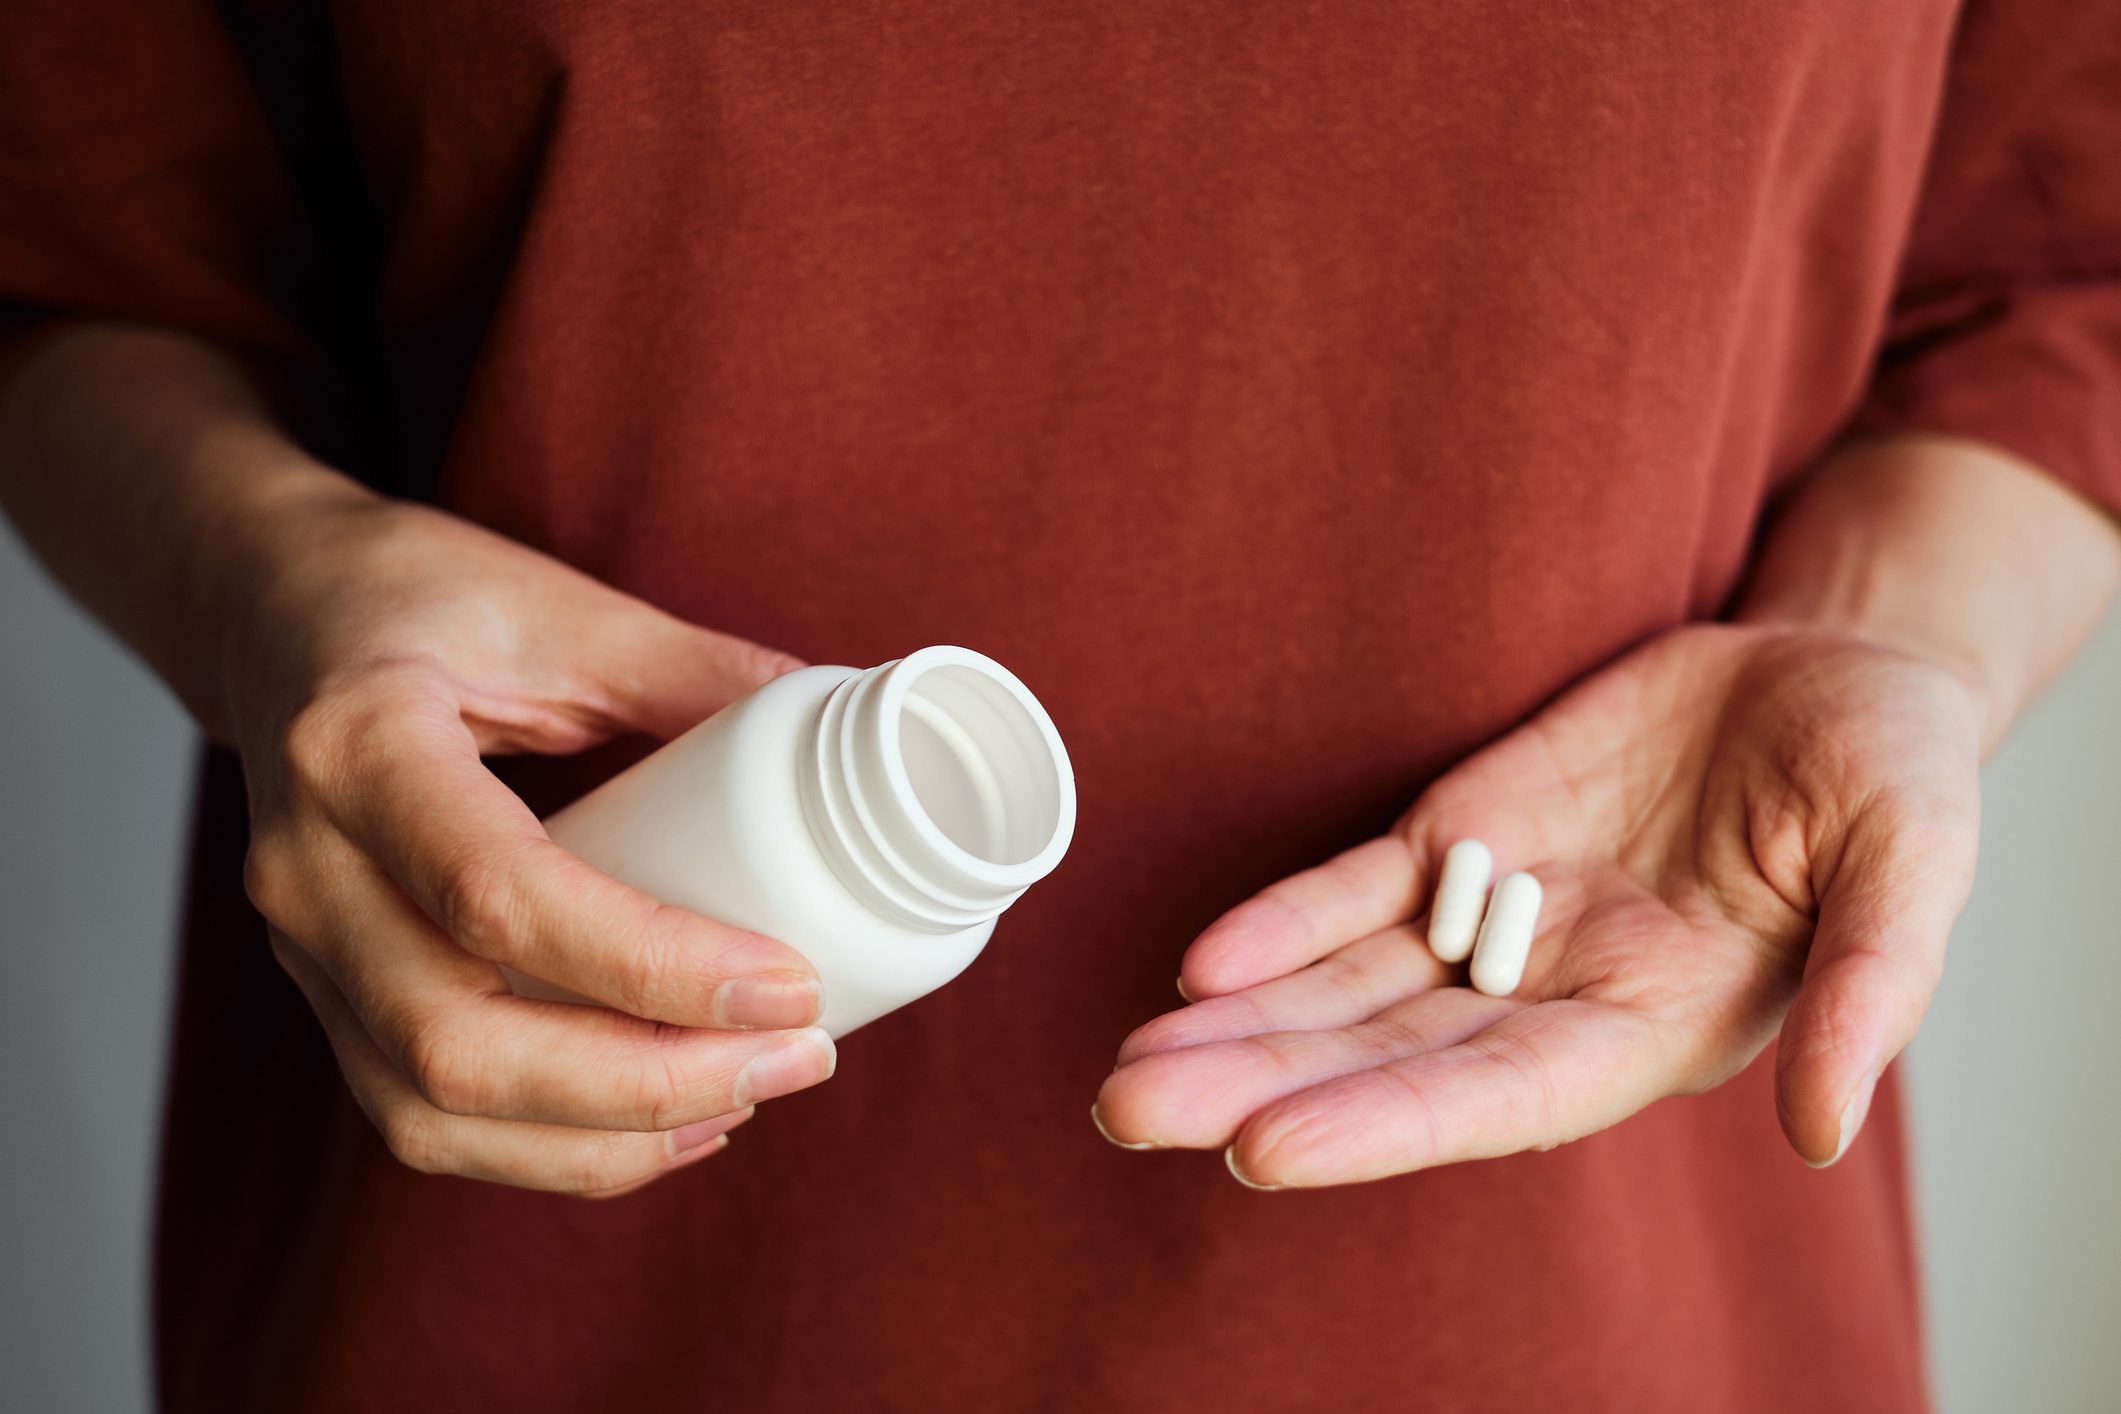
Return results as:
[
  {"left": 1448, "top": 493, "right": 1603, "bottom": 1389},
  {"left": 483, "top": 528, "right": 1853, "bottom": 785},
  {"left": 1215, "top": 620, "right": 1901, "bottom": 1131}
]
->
[{"left": 798, "top": 647, "right": 1076, "bottom": 934}]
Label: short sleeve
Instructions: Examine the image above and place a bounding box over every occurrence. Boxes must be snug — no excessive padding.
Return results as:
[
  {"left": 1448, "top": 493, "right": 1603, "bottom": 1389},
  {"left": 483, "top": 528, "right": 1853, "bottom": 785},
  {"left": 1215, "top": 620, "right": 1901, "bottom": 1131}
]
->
[
  {"left": 1852, "top": 0, "right": 2121, "bottom": 514},
  {"left": 0, "top": 0, "right": 322, "bottom": 392}
]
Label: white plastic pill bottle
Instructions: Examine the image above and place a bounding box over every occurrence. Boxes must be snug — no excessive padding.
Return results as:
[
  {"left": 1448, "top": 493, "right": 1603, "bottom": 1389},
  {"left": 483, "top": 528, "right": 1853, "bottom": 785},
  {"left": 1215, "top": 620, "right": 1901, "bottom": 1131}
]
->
[{"left": 508, "top": 645, "right": 1077, "bottom": 1037}]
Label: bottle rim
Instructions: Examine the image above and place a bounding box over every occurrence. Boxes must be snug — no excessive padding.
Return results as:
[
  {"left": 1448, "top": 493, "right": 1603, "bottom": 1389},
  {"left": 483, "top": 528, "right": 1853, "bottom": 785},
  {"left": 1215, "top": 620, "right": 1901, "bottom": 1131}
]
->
[{"left": 870, "top": 645, "right": 1076, "bottom": 891}]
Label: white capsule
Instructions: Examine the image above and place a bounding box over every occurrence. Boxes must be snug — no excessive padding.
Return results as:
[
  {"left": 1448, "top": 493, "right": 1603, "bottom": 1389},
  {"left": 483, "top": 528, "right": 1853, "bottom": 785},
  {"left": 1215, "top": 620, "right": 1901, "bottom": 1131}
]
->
[
  {"left": 1427, "top": 839, "right": 1494, "bottom": 964},
  {"left": 1470, "top": 871, "right": 1543, "bottom": 997}
]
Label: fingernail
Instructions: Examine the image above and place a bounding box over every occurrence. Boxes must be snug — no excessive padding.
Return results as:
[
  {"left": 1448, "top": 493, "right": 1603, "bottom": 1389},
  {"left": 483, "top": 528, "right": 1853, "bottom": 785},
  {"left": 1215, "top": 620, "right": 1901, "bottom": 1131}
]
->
[
  {"left": 1175, "top": 977, "right": 1195, "bottom": 1003},
  {"left": 669, "top": 1133, "right": 729, "bottom": 1165},
  {"left": 733, "top": 1028, "right": 836, "bottom": 1106},
  {"left": 667, "top": 1106, "right": 755, "bottom": 1159},
  {"left": 715, "top": 971, "right": 823, "bottom": 1029},
  {"left": 1091, "top": 1104, "right": 1167, "bottom": 1151},
  {"left": 1812, "top": 1068, "right": 1881, "bottom": 1169},
  {"left": 1225, "top": 1146, "right": 1287, "bottom": 1192}
]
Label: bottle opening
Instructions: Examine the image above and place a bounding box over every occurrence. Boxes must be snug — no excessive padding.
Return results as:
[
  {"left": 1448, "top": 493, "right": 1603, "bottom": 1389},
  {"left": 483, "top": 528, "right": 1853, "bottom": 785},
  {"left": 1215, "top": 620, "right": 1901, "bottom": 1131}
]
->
[
  {"left": 898, "top": 664, "right": 1064, "bottom": 867},
  {"left": 800, "top": 645, "right": 1076, "bottom": 932}
]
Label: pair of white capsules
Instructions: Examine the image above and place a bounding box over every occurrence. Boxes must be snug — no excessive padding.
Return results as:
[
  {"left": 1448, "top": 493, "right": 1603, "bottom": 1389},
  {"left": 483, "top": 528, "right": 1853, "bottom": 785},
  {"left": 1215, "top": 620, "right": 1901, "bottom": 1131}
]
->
[{"left": 1425, "top": 840, "right": 1543, "bottom": 997}]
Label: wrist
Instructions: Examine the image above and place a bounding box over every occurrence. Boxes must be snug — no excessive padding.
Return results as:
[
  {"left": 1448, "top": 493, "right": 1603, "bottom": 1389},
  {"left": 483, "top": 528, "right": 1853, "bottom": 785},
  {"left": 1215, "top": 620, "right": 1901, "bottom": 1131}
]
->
[
  {"left": 192, "top": 449, "right": 380, "bottom": 747},
  {"left": 1734, "top": 543, "right": 2005, "bottom": 741},
  {"left": 0, "top": 326, "right": 384, "bottom": 746},
  {"left": 1735, "top": 435, "right": 2119, "bottom": 755},
  {"left": 1735, "top": 597, "right": 2002, "bottom": 749}
]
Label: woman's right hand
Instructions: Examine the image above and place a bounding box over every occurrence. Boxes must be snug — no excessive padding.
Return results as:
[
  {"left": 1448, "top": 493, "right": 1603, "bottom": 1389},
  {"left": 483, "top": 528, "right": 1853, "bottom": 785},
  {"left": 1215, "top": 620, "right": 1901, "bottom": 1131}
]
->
[{"left": 225, "top": 477, "right": 837, "bottom": 1197}]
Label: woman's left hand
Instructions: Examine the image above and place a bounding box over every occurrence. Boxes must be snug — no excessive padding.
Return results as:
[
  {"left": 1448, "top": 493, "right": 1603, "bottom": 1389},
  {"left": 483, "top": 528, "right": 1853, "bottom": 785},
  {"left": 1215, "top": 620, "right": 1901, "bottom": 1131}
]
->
[{"left": 1094, "top": 621, "right": 1985, "bottom": 1186}]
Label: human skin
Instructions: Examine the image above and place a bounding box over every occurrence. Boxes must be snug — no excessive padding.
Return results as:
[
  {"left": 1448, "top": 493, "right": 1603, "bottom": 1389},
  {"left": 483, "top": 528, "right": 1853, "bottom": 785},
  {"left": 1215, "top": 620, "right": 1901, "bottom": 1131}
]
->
[
  {"left": 3, "top": 326, "right": 2116, "bottom": 1197},
  {"left": 0, "top": 326, "right": 837, "bottom": 1197},
  {"left": 1095, "top": 434, "right": 2121, "bottom": 1184}
]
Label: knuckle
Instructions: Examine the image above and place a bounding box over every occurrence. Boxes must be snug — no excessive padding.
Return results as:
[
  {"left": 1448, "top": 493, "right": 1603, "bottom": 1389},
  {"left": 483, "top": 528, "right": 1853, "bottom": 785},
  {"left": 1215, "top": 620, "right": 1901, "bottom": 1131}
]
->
[
  {"left": 1471, "top": 1029, "right": 1563, "bottom": 1136},
  {"left": 1321, "top": 944, "right": 1399, "bottom": 1005},
  {"left": 278, "top": 697, "right": 352, "bottom": 798},
  {"left": 1372, "top": 1065, "right": 1447, "bottom": 1164},
  {"left": 241, "top": 834, "right": 305, "bottom": 928},
  {"left": 437, "top": 852, "right": 529, "bottom": 962},
  {"left": 635, "top": 1041, "right": 697, "bottom": 1132},
  {"left": 607, "top": 903, "right": 698, "bottom": 1017},
  {"left": 1790, "top": 962, "right": 1896, "bottom": 1060},
  {"left": 376, "top": 1104, "right": 451, "bottom": 1176},
  {"left": 1237, "top": 1106, "right": 1318, "bottom": 1184},
  {"left": 563, "top": 1132, "right": 657, "bottom": 1197},
  {"left": 1360, "top": 1012, "right": 1430, "bottom": 1059},
  {"left": 400, "top": 1013, "right": 492, "bottom": 1116},
  {"left": 278, "top": 661, "right": 458, "bottom": 800}
]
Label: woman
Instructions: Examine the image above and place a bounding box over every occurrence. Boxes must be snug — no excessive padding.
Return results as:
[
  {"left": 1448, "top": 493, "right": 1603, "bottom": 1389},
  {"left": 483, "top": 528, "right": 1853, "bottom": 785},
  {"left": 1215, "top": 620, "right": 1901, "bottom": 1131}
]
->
[{"left": 2, "top": 2, "right": 2116, "bottom": 1409}]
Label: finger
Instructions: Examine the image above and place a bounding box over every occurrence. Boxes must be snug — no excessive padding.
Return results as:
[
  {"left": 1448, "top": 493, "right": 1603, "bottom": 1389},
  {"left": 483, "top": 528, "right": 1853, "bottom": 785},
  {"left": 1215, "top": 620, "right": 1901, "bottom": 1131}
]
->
[
  {"left": 1180, "top": 833, "right": 1430, "bottom": 998},
  {"left": 1095, "top": 987, "right": 1519, "bottom": 1150},
  {"left": 1117, "top": 924, "right": 1450, "bottom": 1066},
  {"left": 582, "top": 1107, "right": 756, "bottom": 1199},
  {"left": 1180, "top": 740, "right": 1576, "bottom": 1002},
  {"left": 1774, "top": 797, "right": 1975, "bottom": 1166},
  {"left": 407, "top": 995, "right": 834, "bottom": 1131},
  {"left": 1226, "top": 1000, "right": 1682, "bottom": 1188},
  {"left": 577, "top": 608, "right": 806, "bottom": 741},
  {"left": 306, "top": 684, "right": 821, "bottom": 1028},
  {"left": 270, "top": 929, "right": 746, "bottom": 1196},
  {"left": 260, "top": 831, "right": 836, "bottom": 1128},
  {"left": 1396, "top": 739, "right": 1582, "bottom": 893}
]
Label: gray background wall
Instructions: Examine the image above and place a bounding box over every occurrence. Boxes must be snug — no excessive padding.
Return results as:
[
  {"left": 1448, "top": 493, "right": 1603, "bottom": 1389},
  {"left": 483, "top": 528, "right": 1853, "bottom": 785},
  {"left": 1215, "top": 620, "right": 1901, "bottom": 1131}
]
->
[{"left": 2, "top": 520, "right": 2116, "bottom": 1413}]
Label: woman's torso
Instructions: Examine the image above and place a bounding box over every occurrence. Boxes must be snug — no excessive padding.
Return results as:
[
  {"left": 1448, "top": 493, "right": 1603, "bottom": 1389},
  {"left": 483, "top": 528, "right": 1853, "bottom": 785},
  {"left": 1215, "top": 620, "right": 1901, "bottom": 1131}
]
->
[{"left": 161, "top": 4, "right": 1954, "bottom": 1408}]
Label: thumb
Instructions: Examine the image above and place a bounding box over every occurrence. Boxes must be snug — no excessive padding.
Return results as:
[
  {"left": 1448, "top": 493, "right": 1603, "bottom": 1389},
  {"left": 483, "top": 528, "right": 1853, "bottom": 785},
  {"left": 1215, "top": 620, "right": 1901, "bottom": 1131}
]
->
[
  {"left": 582, "top": 604, "right": 808, "bottom": 741},
  {"left": 1773, "top": 793, "right": 1977, "bottom": 1166}
]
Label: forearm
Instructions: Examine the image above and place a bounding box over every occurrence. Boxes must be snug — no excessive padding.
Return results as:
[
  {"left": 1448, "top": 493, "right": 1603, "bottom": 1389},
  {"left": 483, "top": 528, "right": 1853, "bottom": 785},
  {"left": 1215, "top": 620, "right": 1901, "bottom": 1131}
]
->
[
  {"left": 0, "top": 324, "right": 371, "bottom": 743},
  {"left": 1739, "top": 434, "right": 2121, "bottom": 753}
]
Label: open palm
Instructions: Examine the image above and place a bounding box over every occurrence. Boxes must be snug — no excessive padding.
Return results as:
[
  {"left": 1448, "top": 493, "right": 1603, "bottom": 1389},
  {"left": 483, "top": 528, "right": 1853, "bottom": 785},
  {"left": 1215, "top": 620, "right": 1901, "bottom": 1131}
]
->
[{"left": 1095, "top": 623, "right": 1984, "bottom": 1187}]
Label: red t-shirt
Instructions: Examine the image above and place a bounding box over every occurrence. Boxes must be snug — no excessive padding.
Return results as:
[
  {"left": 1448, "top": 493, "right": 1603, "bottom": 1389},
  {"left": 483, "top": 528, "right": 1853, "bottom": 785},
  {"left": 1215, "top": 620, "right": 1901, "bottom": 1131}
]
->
[{"left": 3, "top": 3, "right": 2117, "bottom": 1410}]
